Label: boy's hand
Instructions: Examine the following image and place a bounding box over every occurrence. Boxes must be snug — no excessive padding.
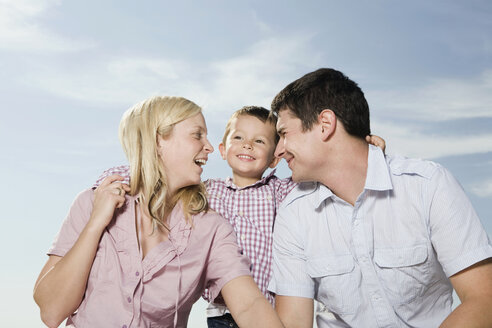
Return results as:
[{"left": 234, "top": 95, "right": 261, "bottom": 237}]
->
[{"left": 366, "top": 135, "right": 386, "bottom": 153}]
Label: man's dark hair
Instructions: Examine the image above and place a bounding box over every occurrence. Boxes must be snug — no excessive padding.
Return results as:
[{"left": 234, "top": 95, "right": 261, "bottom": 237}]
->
[{"left": 271, "top": 68, "right": 370, "bottom": 138}]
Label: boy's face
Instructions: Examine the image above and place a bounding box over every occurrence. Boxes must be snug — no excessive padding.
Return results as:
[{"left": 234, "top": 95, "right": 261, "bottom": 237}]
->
[{"left": 219, "top": 114, "right": 279, "bottom": 186}]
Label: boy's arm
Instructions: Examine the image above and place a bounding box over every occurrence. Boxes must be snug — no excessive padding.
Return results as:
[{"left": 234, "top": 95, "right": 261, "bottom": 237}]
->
[
  {"left": 366, "top": 134, "right": 386, "bottom": 153},
  {"left": 93, "top": 165, "right": 130, "bottom": 188}
]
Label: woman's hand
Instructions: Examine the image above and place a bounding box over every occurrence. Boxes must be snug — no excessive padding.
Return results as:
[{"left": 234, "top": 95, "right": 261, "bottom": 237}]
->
[{"left": 90, "top": 175, "right": 131, "bottom": 230}]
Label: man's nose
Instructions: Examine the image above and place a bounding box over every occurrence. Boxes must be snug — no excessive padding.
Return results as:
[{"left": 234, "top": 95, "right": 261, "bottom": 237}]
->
[{"left": 274, "top": 141, "right": 284, "bottom": 158}]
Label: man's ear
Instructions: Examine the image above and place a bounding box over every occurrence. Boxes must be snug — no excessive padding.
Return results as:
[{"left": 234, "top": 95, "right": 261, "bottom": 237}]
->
[
  {"left": 268, "top": 156, "right": 281, "bottom": 168},
  {"left": 318, "top": 109, "right": 337, "bottom": 141},
  {"left": 218, "top": 142, "right": 227, "bottom": 160}
]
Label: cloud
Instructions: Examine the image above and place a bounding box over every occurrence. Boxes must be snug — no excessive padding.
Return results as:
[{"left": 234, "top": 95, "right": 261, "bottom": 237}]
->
[
  {"left": 21, "top": 56, "right": 204, "bottom": 107},
  {"left": 203, "top": 34, "right": 321, "bottom": 112},
  {"left": 370, "top": 70, "right": 492, "bottom": 121},
  {"left": 373, "top": 118, "right": 492, "bottom": 159},
  {"left": 21, "top": 33, "right": 321, "bottom": 111},
  {"left": 469, "top": 178, "right": 492, "bottom": 198},
  {"left": 0, "top": 0, "right": 93, "bottom": 53}
]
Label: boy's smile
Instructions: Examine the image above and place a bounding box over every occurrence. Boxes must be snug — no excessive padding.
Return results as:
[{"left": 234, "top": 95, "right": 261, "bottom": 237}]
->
[{"left": 219, "top": 114, "right": 279, "bottom": 187}]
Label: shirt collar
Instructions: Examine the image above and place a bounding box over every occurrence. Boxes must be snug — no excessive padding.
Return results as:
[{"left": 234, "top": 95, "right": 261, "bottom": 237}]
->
[
  {"left": 308, "top": 145, "right": 392, "bottom": 209},
  {"left": 224, "top": 169, "right": 277, "bottom": 190},
  {"left": 365, "top": 144, "right": 393, "bottom": 191}
]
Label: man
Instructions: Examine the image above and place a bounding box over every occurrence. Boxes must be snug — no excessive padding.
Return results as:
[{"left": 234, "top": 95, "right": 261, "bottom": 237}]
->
[{"left": 268, "top": 68, "right": 492, "bottom": 327}]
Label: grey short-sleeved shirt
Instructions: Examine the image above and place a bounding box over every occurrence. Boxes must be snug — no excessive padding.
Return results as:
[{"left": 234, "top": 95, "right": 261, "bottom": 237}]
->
[{"left": 269, "top": 145, "right": 492, "bottom": 328}]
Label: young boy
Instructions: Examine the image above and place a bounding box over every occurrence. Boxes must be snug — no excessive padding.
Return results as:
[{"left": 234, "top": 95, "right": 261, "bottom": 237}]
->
[{"left": 94, "top": 106, "right": 385, "bottom": 327}]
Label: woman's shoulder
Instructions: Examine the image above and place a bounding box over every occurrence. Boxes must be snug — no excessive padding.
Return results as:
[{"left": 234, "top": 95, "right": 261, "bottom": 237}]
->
[
  {"left": 193, "top": 210, "right": 231, "bottom": 232},
  {"left": 70, "top": 188, "right": 96, "bottom": 209}
]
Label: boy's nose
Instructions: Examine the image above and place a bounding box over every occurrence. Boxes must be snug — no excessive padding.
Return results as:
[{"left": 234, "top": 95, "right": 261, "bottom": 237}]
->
[{"left": 242, "top": 142, "right": 252, "bottom": 150}]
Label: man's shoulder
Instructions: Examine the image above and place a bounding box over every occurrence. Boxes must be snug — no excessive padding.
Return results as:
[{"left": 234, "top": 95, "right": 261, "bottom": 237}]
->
[
  {"left": 386, "top": 154, "right": 443, "bottom": 180},
  {"left": 279, "top": 181, "right": 319, "bottom": 208}
]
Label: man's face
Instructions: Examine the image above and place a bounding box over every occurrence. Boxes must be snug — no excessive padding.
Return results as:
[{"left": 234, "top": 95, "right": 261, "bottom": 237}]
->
[{"left": 275, "top": 109, "right": 320, "bottom": 182}]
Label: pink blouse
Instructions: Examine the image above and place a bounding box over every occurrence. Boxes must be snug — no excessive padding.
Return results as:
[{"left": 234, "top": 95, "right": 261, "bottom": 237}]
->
[{"left": 48, "top": 189, "right": 251, "bottom": 328}]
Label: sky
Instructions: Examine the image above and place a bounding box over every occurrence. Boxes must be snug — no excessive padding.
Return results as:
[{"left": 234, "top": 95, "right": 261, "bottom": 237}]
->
[{"left": 1, "top": 0, "right": 491, "bottom": 327}]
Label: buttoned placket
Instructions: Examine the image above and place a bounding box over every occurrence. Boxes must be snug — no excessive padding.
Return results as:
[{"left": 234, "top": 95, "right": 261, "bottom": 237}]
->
[
  {"left": 351, "top": 191, "right": 398, "bottom": 328},
  {"left": 127, "top": 198, "right": 145, "bottom": 327}
]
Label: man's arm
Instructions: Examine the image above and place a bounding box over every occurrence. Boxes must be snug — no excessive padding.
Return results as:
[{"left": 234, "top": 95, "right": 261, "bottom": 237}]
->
[
  {"left": 275, "top": 295, "right": 313, "bottom": 328},
  {"left": 440, "top": 258, "right": 492, "bottom": 328}
]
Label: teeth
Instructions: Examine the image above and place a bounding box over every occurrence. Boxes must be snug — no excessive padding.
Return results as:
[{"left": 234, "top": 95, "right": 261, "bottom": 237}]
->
[
  {"left": 194, "top": 159, "right": 207, "bottom": 166},
  {"left": 238, "top": 155, "right": 254, "bottom": 160}
]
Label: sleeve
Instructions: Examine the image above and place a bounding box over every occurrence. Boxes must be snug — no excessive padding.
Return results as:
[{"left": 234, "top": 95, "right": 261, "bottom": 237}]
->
[
  {"left": 427, "top": 166, "right": 492, "bottom": 277},
  {"left": 268, "top": 206, "right": 315, "bottom": 298},
  {"left": 47, "top": 189, "right": 95, "bottom": 257},
  {"left": 92, "top": 165, "right": 130, "bottom": 189},
  {"left": 205, "top": 218, "right": 252, "bottom": 303},
  {"left": 272, "top": 177, "right": 297, "bottom": 208}
]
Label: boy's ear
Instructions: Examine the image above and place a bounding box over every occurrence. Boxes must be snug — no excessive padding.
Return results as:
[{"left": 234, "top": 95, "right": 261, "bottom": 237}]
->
[
  {"left": 318, "top": 109, "right": 336, "bottom": 141},
  {"left": 218, "top": 142, "right": 227, "bottom": 160},
  {"left": 268, "top": 156, "right": 281, "bottom": 169}
]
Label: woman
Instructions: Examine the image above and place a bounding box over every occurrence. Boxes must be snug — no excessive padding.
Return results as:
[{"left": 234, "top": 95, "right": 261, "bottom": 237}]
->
[{"left": 33, "top": 96, "right": 284, "bottom": 328}]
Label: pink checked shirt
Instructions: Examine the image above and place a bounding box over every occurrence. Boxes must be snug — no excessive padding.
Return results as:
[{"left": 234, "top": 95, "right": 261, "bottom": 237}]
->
[
  {"left": 94, "top": 166, "right": 297, "bottom": 308},
  {"left": 48, "top": 188, "right": 251, "bottom": 328}
]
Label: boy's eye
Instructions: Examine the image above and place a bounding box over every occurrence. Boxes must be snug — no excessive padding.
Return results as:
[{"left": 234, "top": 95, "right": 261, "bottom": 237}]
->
[
  {"left": 255, "top": 139, "right": 265, "bottom": 144},
  {"left": 233, "top": 136, "right": 242, "bottom": 140}
]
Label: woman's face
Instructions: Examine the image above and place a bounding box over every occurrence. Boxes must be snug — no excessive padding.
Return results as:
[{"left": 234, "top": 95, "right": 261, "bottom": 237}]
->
[{"left": 157, "top": 112, "right": 214, "bottom": 195}]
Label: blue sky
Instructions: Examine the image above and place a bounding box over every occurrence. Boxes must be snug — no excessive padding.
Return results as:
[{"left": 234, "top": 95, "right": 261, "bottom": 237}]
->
[{"left": 1, "top": 1, "right": 491, "bottom": 327}]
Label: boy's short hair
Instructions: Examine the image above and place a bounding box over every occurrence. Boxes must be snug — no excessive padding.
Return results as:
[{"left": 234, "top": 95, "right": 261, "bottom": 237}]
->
[
  {"left": 222, "top": 106, "right": 279, "bottom": 145},
  {"left": 271, "top": 68, "right": 371, "bottom": 139}
]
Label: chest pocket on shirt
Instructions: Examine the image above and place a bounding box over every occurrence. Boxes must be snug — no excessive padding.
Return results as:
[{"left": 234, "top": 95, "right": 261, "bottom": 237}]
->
[
  {"left": 374, "top": 244, "right": 431, "bottom": 304},
  {"left": 307, "top": 255, "right": 361, "bottom": 315}
]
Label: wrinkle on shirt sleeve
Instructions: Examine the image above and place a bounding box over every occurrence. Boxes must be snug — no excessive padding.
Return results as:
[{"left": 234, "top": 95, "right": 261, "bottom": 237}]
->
[
  {"left": 268, "top": 207, "right": 314, "bottom": 298},
  {"left": 47, "top": 189, "right": 95, "bottom": 257},
  {"left": 205, "top": 216, "right": 252, "bottom": 303},
  {"left": 426, "top": 165, "right": 492, "bottom": 277}
]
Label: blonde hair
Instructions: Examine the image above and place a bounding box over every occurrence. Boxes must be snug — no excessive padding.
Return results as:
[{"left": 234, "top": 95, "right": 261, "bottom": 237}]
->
[{"left": 119, "top": 96, "right": 208, "bottom": 231}]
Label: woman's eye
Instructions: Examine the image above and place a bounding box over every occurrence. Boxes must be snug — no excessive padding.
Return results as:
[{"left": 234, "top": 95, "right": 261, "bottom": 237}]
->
[{"left": 194, "top": 133, "right": 202, "bottom": 139}]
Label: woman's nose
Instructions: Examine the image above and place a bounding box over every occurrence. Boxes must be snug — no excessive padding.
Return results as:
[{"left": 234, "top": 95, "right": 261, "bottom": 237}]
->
[{"left": 204, "top": 138, "right": 214, "bottom": 153}]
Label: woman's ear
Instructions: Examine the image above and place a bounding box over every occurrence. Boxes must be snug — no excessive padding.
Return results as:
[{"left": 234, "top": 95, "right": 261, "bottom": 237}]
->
[
  {"left": 218, "top": 142, "right": 227, "bottom": 160},
  {"left": 156, "top": 135, "right": 165, "bottom": 158},
  {"left": 318, "top": 109, "right": 337, "bottom": 141}
]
